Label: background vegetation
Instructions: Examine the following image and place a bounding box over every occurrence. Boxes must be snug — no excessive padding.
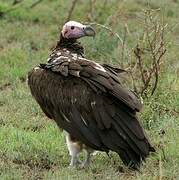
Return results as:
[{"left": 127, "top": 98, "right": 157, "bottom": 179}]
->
[{"left": 0, "top": 0, "right": 178, "bottom": 179}]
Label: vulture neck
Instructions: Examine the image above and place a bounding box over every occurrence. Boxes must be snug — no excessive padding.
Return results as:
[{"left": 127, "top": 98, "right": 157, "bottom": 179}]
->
[{"left": 55, "top": 34, "right": 84, "bottom": 56}]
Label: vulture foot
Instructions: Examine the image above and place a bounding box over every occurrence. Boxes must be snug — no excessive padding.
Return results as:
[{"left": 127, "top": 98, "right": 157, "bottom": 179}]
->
[{"left": 80, "top": 149, "right": 93, "bottom": 168}]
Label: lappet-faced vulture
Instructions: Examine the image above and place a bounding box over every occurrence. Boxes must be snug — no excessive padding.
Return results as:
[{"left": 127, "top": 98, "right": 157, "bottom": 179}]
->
[{"left": 28, "top": 21, "right": 155, "bottom": 169}]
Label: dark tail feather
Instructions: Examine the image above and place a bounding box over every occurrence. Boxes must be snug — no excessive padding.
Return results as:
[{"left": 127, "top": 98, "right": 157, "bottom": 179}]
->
[{"left": 117, "top": 149, "right": 142, "bottom": 170}]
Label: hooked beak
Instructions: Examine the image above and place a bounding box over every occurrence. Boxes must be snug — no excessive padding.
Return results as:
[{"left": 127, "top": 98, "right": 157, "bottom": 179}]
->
[{"left": 83, "top": 26, "right": 96, "bottom": 37}]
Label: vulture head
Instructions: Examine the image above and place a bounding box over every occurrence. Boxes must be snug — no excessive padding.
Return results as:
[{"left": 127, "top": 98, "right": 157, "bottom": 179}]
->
[{"left": 61, "top": 21, "right": 95, "bottom": 39}]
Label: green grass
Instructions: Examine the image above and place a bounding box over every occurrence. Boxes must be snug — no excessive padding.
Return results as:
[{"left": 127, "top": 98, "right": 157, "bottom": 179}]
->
[{"left": 0, "top": 0, "right": 179, "bottom": 179}]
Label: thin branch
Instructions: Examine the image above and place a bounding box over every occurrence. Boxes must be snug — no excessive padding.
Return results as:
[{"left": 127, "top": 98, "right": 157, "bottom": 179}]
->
[
  {"left": 88, "top": 22, "right": 123, "bottom": 44},
  {"left": 151, "top": 48, "right": 166, "bottom": 95},
  {"left": 66, "top": 0, "right": 78, "bottom": 22},
  {"left": 12, "top": 0, "right": 23, "bottom": 5},
  {"left": 30, "top": 0, "right": 43, "bottom": 9},
  {"left": 87, "top": 0, "right": 96, "bottom": 21},
  {"left": 121, "top": 24, "right": 127, "bottom": 62},
  {"left": 134, "top": 45, "right": 146, "bottom": 85}
]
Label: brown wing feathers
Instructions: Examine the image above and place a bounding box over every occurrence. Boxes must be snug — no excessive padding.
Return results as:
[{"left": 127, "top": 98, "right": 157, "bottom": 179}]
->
[
  {"left": 88, "top": 94, "right": 152, "bottom": 168},
  {"left": 28, "top": 49, "right": 154, "bottom": 169},
  {"left": 41, "top": 58, "right": 142, "bottom": 111}
]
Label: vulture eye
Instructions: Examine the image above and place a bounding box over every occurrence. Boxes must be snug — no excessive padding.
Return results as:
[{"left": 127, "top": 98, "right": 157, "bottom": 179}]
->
[{"left": 71, "top": 26, "right": 75, "bottom": 30}]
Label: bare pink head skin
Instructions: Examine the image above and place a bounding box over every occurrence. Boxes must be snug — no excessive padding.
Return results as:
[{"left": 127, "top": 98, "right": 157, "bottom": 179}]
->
[{"left": 61, "top": 21, "right": 95, "bottom": 39}]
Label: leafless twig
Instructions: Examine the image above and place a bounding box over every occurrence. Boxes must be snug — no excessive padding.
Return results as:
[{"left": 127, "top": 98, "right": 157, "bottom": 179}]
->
[
  {"left": 30, "top": 0, "right": 43, "bottom": 9},
  {"left": 121, "top": 24, "right": 128, "bottom": 62},
  {"left": 66, "top": 0, "right": 78, "bottom": 22},
  {"left": 87, "top": 22, "right": 123, "bottom": 44},
  {"left": 87, "top": 0, "right": 96, "bottom": 21},
  {"left": 132, "top": 9, "right": 167, "bottom": 97},
  {"left": 12, "top": 0, "right": 23, "bottom": 5},
  {"left": 134, "top": 45, "right": 146, "bottom": 85}
]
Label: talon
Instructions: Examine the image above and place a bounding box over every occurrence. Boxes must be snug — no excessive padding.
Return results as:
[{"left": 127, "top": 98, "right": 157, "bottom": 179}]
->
[{"left": 80, "top": 162, "right": 90, "bottom": 169}]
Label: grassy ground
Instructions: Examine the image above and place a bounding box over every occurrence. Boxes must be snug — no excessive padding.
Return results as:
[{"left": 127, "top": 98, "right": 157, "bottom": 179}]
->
[{"left": 0, "top": 0, "right": 179, "bottom": 179}]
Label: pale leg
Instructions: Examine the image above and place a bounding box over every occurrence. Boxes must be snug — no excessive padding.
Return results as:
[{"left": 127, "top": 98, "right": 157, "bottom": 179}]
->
[{"left": 65, "top": 133, "right": 81, "bottom": 167}]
